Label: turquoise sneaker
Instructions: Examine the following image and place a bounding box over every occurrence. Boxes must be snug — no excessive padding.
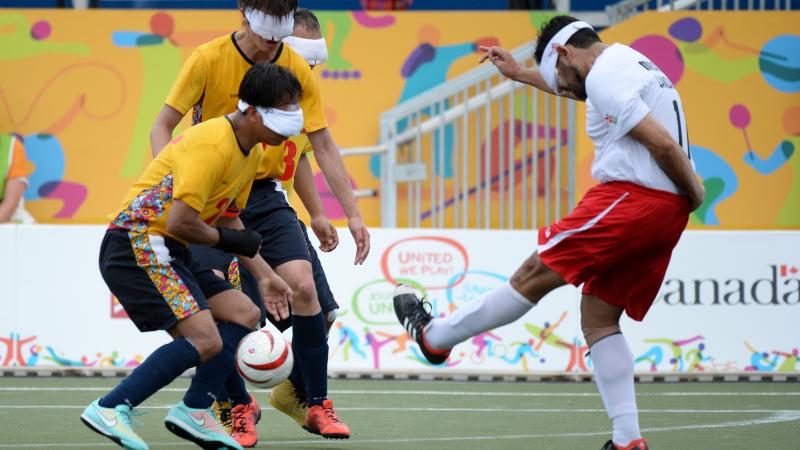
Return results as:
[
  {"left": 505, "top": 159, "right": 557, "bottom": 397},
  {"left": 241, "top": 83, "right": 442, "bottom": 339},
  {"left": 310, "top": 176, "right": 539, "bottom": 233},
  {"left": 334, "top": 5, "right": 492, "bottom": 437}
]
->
[
  {"left": 80, "top": 399, "right": 148, "bottom": 450},
  {"left": 164, "top": 402, "right": 244, "bottom": 450}
]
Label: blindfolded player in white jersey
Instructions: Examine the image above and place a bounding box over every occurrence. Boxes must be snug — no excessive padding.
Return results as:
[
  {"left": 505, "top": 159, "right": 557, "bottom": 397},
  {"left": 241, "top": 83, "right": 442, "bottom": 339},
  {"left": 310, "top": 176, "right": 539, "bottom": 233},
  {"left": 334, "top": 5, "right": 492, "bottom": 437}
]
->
[{"left": 393, "top": 15, "right": 705, "bottom": 450}]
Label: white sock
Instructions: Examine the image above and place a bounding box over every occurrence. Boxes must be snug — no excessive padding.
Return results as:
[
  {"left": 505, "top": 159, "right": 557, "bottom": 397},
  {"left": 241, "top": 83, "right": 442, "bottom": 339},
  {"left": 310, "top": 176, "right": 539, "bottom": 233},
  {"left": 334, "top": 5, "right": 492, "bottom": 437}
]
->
[
  {"left": 425, "top": 282, "right": 533, "bottom": 349},
  {"left": 590, "top": 333, "right": 641, "bottom": 447}
]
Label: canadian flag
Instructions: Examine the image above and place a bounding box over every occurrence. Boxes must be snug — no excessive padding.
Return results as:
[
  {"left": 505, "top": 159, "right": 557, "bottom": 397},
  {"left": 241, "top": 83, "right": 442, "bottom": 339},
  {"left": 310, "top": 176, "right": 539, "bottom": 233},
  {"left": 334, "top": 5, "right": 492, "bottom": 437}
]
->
[
  {"left": 779, "top": 265, "right": 799, "bottom": 277},
  {"left": 111, "top": 294, "right": 129, "bottom": 319}
]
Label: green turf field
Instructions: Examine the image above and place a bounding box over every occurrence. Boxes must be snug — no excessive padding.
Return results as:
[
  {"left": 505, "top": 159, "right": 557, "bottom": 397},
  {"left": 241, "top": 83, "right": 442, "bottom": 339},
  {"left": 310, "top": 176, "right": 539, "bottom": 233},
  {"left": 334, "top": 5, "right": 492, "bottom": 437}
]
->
[{"left": 0, "top": 377, "right": 798, "bottom": 449}]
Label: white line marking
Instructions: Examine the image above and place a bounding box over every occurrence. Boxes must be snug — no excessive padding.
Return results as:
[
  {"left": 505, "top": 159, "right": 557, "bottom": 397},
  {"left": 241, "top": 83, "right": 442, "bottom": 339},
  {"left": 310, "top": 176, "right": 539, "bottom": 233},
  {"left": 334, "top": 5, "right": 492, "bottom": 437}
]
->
[
  {"left": 1, "top": 387, "right": 798, "bottom": 396},
  {"left": 0, "top": 411, "right": 797, "bottom": 447},
  {"left": 0, "top": 404, "right": 798, "bottom": 414}
]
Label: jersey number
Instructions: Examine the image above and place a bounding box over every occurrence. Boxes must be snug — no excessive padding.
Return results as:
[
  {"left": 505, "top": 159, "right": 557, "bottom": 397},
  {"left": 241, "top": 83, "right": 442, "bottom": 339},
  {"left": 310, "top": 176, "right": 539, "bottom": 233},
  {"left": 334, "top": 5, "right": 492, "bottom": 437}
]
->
[
  {"left": 673, "top": 100, "right": 691, "bottom": 160},
  {"left": 278, "top": 140, "right": 298, "bottom": 182}
]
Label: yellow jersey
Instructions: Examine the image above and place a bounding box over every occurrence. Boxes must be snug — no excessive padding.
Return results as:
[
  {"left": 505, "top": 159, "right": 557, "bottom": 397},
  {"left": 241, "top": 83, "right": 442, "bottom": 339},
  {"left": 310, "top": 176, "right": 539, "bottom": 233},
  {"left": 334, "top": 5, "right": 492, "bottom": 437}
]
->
[
  {"left": 165, "top": 33, "right": 327, "bottom": 182},
  {"left": 278, "top": 134, "right": 314, "bottom": 199},
  {"left": 110, "top": 117, "right": 261, "bottom": 244}
]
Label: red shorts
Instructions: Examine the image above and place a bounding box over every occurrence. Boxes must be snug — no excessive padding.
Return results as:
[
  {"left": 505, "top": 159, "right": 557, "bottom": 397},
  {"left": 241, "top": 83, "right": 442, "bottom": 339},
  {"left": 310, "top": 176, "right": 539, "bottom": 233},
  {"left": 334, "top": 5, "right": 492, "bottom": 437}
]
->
[{"left": 538, "top": 182, "right": 689, "bottom": 321}]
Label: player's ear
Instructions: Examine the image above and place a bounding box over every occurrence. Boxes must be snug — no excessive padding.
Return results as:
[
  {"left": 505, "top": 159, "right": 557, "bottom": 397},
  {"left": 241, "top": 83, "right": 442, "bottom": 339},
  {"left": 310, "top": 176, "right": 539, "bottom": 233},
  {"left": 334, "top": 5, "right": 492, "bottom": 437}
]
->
[
  {"left": 555, "top": 44, "right": 569, "bottom": 59},
  {"left": 243, "top": 107, "right": 259, "bottom": 123}
]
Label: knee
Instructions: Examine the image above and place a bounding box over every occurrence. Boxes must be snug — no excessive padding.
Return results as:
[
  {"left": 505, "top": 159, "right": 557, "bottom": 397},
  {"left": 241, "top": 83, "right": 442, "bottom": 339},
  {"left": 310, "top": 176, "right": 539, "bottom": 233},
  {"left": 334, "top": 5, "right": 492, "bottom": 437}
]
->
[
  {"left": 191, "top": 334, "right": 223, "bottom": 361},
  {"left": 291, "top": 275, "right": 317, "bottom": 307},
  {"left": 509, "top": 255, "right": 557, "bottom": 303},
  {"left": 236, "top": 302, "right": 261, "bottom": 330}
]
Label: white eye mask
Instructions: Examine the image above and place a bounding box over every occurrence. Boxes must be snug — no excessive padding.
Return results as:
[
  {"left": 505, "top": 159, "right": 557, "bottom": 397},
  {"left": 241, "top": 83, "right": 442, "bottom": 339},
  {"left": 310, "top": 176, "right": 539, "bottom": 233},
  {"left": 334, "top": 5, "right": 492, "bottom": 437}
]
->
[
  {"left": 539, "top": 20, "right": 593, "bottom": 94},
  {"left": 238, "top": 99, "right": 304, "bottom": 138},
  {"left": 283, "top": 35, "right": 328, "bottom": 66},
  {"left": 244, "top": 8, "right": 294, "bottom": 41}
]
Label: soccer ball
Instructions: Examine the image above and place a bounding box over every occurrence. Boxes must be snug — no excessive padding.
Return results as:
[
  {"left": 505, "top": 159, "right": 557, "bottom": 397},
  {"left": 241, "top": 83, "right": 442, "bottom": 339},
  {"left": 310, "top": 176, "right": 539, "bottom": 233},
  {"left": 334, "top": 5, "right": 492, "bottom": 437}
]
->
[{"left": 236, "top": 327, "right": 293, "bottom": 389}]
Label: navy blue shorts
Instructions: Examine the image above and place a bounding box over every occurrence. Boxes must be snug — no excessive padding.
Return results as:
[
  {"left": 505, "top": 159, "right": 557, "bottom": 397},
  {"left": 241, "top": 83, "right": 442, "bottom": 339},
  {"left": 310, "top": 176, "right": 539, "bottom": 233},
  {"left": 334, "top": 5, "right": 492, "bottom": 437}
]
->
[
  {"left": 189, "top": 244, "right": 265, "bottom": 323},
  {"left": 241, "top": 179, "right": 311, "bottom": 267},
  {"left": 99, "top": 229, "right": 232, "bottom": 333},
  {"left": 190, "top": 178, "right": 339, "bottom": 327}
]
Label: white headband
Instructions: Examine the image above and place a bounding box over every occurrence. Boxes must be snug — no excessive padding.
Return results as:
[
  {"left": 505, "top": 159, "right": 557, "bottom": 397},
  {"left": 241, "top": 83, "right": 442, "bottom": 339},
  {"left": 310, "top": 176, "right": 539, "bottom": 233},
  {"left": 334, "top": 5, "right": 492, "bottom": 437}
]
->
[
  {"left": 238, "top": 99, "right": 304, "bottom": 138},
  {"left": 244, "top": 8, "right": 294, "bottom": 41},
  {"left": 539, "top": 21, "right": 593, "bottom": 93},
  {"left": 283, "top": 35, "right": 328, "bottom": 66}
]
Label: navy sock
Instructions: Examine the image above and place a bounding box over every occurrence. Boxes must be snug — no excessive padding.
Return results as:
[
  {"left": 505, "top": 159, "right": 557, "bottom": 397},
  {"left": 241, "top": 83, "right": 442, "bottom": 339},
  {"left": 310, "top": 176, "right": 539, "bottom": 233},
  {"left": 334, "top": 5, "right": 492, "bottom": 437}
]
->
[
  {"left": 99, "top": 338, "right": 200, "bottom": 409},
  {"left": 288, "top": 355, "right": 306, "bottom": 399},
  {"left": 224, "top": 370, "right": 251, "bottom": 406},
  {"left": 216, "top": 388, "right": 231, "bottom": 403},
  {"left": 183, "top": 322, "right": 251, "bottom": 409},
  {"left": 291, "top": 313, "right": 328, "bottom": 406}
]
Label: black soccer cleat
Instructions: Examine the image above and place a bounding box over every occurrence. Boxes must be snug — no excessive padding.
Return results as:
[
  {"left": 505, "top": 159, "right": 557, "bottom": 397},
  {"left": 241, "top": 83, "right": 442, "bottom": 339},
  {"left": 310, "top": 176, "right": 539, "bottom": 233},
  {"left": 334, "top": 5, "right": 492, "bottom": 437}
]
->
[
  {"left": 600, "top": 438, "right": 649, "bottom": 450},
  {"left": 393, "top": 284, "right": 451, "bottom": 365}
]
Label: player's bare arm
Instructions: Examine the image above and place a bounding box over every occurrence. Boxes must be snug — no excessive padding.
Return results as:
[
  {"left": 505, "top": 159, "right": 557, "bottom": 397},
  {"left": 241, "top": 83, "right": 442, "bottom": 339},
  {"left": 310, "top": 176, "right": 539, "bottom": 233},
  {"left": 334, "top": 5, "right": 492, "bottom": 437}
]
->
[
  {"left": 151, "top": 105, "right": 185, "bottom": 156},
  {"left": 0, "top": 178, "right": 26, "bottom": 223},
  {"left": 629, "top": 114, "right": 705, "bottom": 210},
  {"left": 308, "top": 127, "right": 370, "bottom": 264},
  {"left": 166, "top": 199, "right": 221, "bottom": 245},
  {"left": 479, "top": 45, "right": 556, "bottom": 95},
  {"left": 215, "top": 214, "right": 293, "bottom": 321},
  {"left": 167, "top": 199, "right": 264, "bottom": 259},
  {"left": 295, "top": 153, "right": 339, "bottom": 252}
]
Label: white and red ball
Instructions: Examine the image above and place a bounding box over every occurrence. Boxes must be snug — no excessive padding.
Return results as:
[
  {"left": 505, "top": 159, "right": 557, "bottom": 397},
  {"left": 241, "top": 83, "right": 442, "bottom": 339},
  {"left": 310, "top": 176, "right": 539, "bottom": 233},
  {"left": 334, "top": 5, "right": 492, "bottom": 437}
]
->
[{"left": 236, "top": 327, "right": 293, "bottom": 389}]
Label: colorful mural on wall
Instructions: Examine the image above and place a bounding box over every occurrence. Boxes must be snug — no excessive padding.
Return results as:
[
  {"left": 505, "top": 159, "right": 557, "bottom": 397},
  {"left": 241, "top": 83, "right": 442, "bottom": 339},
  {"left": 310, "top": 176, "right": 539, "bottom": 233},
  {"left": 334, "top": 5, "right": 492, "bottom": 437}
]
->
[
  {"left": 0, "top": 9, "right": 547, "bottom": 224},
  {"left": 0, "top": 10, "right": 797, "bottom": 228}
]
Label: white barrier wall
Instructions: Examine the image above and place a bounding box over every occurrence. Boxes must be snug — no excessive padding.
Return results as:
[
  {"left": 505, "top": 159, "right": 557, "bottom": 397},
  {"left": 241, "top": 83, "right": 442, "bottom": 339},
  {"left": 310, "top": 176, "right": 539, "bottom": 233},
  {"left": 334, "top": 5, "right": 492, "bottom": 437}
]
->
[{"left": 0, "top": 225, "right": 797, "bottom": 374}]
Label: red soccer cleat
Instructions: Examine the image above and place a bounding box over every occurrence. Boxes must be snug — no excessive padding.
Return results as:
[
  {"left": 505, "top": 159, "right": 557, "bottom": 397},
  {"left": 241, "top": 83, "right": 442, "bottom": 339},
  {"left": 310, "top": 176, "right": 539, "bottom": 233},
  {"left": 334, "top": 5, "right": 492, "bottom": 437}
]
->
[
  {"left": 601, "top": 438, "right": 649, "bottom": 450},
  {"left": 230, "top": 395, "right": 261, "bottom": 448},
  {"left": 303, "top": 400, "right": 351, "bottom": 439}
]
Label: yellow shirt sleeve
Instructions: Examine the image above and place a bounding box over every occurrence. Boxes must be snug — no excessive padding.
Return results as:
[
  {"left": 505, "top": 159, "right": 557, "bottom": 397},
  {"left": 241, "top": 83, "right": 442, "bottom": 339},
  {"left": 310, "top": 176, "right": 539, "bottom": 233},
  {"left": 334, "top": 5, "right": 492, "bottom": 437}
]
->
[
  {"left": 7, "top": 138, "right": 35, "bottom": 181},
  {"left": 165, "top": 48, "right": 208, "bottom": 116},
  {"left": 171, "top": 144, "right": 226, "bottom": 213}
]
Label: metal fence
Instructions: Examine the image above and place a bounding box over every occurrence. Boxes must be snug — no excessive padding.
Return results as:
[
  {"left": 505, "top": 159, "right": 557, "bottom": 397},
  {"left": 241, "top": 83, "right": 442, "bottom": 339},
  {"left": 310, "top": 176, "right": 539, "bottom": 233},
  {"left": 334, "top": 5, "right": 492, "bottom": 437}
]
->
[
  {"left": 607, "top": 0, "right": 798, "bottom": 24},
  {"left": 367, "top": 42, "right": 578, "bottom": 230}
]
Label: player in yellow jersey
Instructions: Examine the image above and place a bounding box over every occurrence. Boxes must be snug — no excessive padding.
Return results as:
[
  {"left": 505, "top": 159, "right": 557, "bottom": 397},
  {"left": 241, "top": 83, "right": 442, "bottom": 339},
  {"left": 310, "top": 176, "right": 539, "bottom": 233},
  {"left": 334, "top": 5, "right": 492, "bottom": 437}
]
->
[
  {"left": 81, "top": 63, "right": 300, "bottom": 450},
  {"left": 150, "top": 1, "right": 360, "bottom": 444}
]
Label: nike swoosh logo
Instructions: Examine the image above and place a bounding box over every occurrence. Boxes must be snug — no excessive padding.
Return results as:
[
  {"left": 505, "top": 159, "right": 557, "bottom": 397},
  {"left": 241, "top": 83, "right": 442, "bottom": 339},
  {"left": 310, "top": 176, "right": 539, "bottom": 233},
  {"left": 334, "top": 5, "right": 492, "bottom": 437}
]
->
[
  {"left": 188, "top": 413, "right": 205, "bottom": 427},
  {"left": 96, "top": 407, "right": 117, "bottom": 428}
]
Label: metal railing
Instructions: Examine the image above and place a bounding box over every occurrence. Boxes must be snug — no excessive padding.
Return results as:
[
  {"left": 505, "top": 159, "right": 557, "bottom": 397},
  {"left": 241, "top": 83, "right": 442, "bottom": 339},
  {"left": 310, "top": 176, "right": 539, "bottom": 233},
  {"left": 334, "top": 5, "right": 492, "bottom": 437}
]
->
[
  {"left": 608, "top": 0, "right": 797, "bottom": 24},
  {"left": 371, "top": 42, "right": 577, "bottom": 229}
]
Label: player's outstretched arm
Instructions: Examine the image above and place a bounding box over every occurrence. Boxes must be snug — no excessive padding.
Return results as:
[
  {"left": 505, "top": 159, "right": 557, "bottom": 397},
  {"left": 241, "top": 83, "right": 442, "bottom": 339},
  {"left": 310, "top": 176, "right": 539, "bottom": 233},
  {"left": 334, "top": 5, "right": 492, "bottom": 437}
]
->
[
  {"left": 150, "top": 105, "right": 185, "bottom": 157},
  {"left": 295, "top": 154, "right": 339, "bottom": 252},
  {"left": 629, "top": 114, "right": 705, "bottom": 211},
  {"left": 308, "top": 127, "right": 370, "bottom": 264},
  {"left": 479, "top": 46, "right": 556, "bottom": 95},
  {"left": 215, "top": 215, "right": 293, "bottom": 321}
]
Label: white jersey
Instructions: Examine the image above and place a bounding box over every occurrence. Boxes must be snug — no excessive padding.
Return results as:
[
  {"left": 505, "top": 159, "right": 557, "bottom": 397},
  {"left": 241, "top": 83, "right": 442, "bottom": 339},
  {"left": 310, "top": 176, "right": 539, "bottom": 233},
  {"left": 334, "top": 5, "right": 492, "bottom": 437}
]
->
[{"left": 585, "top": 43, "right": 692, "bottom": 194}]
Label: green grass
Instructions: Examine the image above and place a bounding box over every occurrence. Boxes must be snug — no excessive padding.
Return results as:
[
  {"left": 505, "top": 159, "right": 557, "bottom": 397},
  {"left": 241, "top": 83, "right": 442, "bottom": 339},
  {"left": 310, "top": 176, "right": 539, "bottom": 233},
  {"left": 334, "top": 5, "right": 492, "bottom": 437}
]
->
[{"left": 0, "top": 377, "right": 798, "bottom": 449}]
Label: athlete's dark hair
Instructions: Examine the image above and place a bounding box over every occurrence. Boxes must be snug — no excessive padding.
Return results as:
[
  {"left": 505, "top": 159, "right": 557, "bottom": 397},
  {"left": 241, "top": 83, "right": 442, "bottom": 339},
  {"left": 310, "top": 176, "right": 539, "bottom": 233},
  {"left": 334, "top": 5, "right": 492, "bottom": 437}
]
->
[
  {"left": 239, "top": 63, "right": 302, "bottom": 108},
  {"left": 238, "top": 0, "right": 297, "bottom": 17},
  {"left": 533, "top": 15, "right": 602, "bottom": 64},
  {"left": 293, "top": 8, "right": 321, "bottom": 32}
]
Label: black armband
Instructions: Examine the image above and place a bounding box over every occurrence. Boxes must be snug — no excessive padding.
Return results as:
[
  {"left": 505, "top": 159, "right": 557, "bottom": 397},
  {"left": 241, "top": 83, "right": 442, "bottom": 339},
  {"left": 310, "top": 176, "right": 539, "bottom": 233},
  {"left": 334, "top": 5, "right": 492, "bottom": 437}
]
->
[{"left": 213, "top": 227, "right": 262, "bottom": 258}]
